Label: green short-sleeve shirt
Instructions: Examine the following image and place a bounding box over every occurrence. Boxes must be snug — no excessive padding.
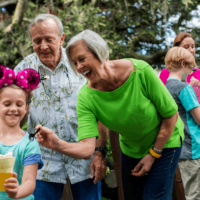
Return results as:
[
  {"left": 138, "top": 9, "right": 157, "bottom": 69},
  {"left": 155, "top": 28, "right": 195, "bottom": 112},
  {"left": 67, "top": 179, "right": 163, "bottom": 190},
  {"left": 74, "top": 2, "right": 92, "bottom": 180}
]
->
[{"left": 77, "top": 59, "right": 184, "bottom": 158}]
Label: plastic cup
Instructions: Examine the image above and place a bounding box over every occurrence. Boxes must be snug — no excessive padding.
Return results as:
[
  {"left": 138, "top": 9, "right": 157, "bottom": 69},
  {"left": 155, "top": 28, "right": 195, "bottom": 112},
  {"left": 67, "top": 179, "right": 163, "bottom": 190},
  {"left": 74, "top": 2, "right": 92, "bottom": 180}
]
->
[
  {"left": 0, "top": 157, "right": 15, "bottom": 191},
  {"left": 0, "top": 173, "right": 13, "bottom": 191}
]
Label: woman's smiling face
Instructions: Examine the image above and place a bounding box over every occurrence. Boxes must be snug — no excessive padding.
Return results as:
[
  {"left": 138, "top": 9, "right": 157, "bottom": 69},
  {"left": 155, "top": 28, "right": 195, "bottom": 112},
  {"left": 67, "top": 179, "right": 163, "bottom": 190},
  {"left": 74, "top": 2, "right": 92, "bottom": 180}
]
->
[
  {"left": 70, "top": 40, "right": 102, "bottom": 83},
  {"left": 179, "top": 37, "right": 196, "bottom": 57}
]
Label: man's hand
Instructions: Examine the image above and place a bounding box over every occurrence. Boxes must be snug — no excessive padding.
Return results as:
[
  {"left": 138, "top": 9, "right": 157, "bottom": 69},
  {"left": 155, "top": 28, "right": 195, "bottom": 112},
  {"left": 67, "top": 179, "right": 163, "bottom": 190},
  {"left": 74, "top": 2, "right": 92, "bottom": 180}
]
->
[
  {"left": 35, "top": 124, "right": 60, "bottom": 150},
  {"left": 131, "top": 153, "right": 156, "bottom": 177},
  {"left": 5, "top": 172, "right": 19, "bottom": 199},
  {"left": 90, "top": 151, "right": 107, "bottom": 184}
]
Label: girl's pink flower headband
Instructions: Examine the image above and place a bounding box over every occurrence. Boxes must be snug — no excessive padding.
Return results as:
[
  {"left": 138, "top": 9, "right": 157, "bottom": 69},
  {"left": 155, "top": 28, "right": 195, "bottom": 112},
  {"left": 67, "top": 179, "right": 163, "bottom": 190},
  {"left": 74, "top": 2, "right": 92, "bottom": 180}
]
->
[{"left": 0, "top": 65, "right": 40, "bottom": 90}]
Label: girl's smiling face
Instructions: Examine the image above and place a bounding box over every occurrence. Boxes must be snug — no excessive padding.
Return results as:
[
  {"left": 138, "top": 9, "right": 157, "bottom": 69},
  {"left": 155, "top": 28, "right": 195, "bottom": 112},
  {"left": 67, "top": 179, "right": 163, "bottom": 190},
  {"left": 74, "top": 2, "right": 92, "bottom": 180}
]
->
[{"left": 0, "top": 87, "right": 27, "bottom": 127}]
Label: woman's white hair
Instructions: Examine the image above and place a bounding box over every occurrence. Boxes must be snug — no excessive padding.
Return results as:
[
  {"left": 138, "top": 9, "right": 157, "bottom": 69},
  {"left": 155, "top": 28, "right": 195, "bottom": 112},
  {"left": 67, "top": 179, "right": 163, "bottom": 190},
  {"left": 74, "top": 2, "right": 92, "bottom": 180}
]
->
[
  {"left": 66, "top": 29, "right": 109, "bottom": 75},
  {"left": 29, "top": 14, "right": 63, "bottom": 37}
]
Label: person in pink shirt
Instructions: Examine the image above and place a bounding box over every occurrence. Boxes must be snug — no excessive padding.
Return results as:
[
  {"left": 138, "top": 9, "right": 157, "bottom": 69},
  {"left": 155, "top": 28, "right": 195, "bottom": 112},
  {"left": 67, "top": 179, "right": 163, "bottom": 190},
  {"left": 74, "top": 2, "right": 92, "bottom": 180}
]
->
[{"left": 159, "top": 32, "right": 200, "bottom": 85}]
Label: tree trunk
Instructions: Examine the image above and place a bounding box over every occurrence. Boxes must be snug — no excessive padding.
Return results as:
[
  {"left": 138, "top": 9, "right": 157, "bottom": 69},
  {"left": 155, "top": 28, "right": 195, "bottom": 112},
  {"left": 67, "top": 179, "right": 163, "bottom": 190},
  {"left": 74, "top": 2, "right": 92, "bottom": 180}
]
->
[
  {"left": 172, "top": 166, "right": 186, "bottom": 200},
  {"left": 4, "top": 0, "right": 26, "bottom": 33},
  {"left": 109, "top": 130, "right": 124, "bottom": 200}
]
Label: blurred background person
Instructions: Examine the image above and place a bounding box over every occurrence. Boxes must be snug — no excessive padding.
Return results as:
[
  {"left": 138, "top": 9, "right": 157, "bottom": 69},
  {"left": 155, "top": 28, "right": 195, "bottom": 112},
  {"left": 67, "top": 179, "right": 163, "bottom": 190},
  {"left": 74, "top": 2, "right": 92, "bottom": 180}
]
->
[
  {"left": 159, "top": 32, "right": 200, "bottom": 85},
  {"left": 165, "top": 47, "right": 200, "bottom": 200}
]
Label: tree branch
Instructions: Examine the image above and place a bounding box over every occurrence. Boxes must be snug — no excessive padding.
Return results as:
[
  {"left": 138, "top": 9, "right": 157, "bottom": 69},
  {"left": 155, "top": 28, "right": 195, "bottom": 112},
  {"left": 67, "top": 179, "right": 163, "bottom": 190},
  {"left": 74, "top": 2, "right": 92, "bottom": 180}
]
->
[
  {"left": 0, "top": 0, "right": 17, "bottom": 7},
  {"left": 125, "top": 49, "right": 168, "bottom": 65},
  {"left": 4, "top": 0, "right": 26, "bottom": 33}
]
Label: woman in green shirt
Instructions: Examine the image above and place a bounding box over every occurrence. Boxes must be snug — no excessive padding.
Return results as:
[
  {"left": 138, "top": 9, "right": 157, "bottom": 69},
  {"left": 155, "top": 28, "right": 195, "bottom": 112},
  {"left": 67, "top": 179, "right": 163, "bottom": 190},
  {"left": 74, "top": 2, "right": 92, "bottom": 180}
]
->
[{"left": 36, "top": 30, "right": 184, "bottom": 200}]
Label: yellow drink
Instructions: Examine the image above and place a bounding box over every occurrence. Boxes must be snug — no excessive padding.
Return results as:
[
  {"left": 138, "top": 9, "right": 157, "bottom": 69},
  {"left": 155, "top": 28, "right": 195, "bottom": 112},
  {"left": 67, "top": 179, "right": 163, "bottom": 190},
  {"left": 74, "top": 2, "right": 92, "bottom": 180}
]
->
[{"left": 0, "top": 173, "right": 13, "bottom": 191}]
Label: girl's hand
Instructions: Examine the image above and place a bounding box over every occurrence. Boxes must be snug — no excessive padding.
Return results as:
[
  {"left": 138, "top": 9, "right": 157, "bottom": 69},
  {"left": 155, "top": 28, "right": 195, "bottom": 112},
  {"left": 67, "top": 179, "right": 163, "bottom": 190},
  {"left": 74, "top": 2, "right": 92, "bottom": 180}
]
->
[{"left": 5, "top": 172, "right": 19, "bottom": 199}]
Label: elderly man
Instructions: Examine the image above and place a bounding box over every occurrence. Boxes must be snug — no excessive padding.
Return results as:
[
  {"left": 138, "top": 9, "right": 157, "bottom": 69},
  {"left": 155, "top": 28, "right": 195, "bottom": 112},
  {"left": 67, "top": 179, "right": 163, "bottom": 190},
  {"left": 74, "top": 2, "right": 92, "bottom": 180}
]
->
[{"left": 14, "top": 14, "right": 107, "bottom": 200}]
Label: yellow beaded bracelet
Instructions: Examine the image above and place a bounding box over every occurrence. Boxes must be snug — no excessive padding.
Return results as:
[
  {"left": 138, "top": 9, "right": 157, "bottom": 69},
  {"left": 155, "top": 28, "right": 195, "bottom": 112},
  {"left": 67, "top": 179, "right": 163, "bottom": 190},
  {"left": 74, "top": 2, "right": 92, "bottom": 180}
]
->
[{"left": 149, "top": 148, "right": 162, "bottom": 159}]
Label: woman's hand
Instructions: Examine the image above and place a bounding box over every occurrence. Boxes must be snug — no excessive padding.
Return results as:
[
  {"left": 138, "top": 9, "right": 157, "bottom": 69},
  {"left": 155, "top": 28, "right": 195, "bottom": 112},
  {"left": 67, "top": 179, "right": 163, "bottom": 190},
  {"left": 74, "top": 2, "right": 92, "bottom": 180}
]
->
[
  {"left": 35, "top": 124, "right": 60, "bottom": 151},
  {"left": 5, "top": 172, "right": 19, "bottom": 199},
  {"left": 131, "top": 153, "right": 156, "bottom": 177}
]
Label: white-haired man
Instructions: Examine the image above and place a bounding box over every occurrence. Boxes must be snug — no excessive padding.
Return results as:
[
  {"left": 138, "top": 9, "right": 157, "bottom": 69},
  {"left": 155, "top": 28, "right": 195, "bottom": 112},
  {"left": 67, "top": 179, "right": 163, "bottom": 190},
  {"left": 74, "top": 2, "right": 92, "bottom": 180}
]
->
[{"left": 14, "top": 14, "right": 107, "bottom": 200}]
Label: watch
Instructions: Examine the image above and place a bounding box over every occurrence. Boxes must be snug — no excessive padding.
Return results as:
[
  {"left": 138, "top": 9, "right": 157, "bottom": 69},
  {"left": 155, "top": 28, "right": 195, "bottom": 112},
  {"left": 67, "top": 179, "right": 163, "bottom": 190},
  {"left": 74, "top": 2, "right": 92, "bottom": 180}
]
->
[
  {"left": 153, "top": 147, "right": 163, "bottom": 154},
  {"left": 95, "top": 146, "right": 108, "bottom": 157}
]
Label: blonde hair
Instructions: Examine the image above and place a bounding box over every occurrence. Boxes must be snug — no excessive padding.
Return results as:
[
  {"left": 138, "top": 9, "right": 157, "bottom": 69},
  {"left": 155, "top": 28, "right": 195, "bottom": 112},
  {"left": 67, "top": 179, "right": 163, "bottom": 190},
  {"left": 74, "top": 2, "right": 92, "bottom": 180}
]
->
[
  {"left": 0, "top": 84, "right": 28, "bottom": 104},
  {"left": 165, "top": 47, "right": 197, "bottom": 71}
]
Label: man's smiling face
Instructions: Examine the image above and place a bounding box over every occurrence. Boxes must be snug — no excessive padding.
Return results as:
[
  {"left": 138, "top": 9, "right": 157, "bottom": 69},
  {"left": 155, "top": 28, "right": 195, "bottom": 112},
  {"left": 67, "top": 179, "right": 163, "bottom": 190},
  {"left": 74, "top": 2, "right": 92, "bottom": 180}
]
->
[{"left": 30, "top": 18, "right": 65, "bottom": 70}]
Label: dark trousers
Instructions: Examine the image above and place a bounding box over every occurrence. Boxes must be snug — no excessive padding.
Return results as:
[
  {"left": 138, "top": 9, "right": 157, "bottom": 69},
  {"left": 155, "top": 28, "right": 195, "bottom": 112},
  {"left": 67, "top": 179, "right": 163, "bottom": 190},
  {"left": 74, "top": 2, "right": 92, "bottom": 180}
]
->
[
  {"left": 33, "top": 178, "right": 101, "bottom": 200},
  {"left": 121, "top": 146, "right": 182, "bottom": 200}
]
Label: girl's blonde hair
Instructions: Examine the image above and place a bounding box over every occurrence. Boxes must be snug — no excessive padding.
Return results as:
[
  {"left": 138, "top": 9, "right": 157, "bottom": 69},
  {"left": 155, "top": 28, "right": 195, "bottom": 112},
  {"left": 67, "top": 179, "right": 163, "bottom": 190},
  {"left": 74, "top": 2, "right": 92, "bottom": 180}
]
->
[
  {"left": 165, "top": 47, "right": 198, "bottom": 71},
  {"left": 0, "top": 84, "right": 28, "bottom": 104}
]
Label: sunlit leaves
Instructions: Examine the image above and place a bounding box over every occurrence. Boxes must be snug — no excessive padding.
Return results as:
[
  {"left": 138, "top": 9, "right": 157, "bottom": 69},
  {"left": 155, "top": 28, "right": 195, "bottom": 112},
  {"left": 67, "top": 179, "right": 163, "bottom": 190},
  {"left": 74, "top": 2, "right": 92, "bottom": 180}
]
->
[
  {"left": 182, "top": 0, "right": 193, "bottom": 7},
  {"left": 0, "top": 0, "right": 199, "bottom": 67}
]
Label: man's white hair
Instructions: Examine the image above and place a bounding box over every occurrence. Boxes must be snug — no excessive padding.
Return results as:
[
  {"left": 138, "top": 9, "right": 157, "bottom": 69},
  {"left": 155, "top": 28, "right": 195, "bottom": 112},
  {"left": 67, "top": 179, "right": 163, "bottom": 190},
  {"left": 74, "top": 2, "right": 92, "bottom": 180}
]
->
[
  {"left": 66, "top": 30, "right": 109, "bottom": 75},
  {"left": 29, "top": 14, "right": 63, "bottom": 37}
]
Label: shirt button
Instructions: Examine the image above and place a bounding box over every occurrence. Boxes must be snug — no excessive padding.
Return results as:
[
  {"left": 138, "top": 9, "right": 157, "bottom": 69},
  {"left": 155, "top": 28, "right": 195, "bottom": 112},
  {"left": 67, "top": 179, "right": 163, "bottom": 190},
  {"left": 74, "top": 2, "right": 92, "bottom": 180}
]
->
[
  {"left": 52, "top": 73, "right": 55, "bottom": 76},
  {"left": 55, "top": 91, "right": 57, "bottom": 93},
  {"left": 60, "top": 126, "right": 63, "bottom": 129}
]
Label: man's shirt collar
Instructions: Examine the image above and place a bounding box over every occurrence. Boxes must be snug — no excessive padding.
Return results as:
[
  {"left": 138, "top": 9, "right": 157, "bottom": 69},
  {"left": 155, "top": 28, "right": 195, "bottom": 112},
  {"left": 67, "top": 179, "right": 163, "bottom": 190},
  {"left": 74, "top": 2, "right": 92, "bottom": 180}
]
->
[{"left": 36, "top": 47, "right": 69, "bottom": 72}]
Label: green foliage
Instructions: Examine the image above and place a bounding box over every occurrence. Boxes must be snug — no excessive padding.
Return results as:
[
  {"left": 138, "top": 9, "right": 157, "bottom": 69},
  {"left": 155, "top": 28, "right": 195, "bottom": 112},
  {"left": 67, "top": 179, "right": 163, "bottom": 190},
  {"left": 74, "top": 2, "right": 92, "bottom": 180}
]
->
[
  {"left": 0, "top": 0, "right": 199, "bottom": 67},
  {"left": 22, "top": 121, "right": 27, "bottom": 131},
  {"left": 107, "top": 134, "right": 113, "bottom": 161},
  {"left": 101, "top": 197, "right": 111, "bottom": 200}
]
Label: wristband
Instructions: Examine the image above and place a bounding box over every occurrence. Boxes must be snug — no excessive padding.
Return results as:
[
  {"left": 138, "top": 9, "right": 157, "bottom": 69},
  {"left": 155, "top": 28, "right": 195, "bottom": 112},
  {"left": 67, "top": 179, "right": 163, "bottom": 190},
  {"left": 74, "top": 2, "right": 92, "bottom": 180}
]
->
[{"left": 149, "top": 148, "right": 162, "bottom": 159}]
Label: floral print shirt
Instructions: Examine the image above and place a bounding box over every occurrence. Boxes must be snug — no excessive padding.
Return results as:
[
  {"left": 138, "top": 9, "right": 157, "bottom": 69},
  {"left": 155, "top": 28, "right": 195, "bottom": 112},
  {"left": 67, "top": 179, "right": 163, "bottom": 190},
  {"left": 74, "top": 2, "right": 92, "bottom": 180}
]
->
[{"left": 14, "top": 47, "right": 92, "bottom": 184}]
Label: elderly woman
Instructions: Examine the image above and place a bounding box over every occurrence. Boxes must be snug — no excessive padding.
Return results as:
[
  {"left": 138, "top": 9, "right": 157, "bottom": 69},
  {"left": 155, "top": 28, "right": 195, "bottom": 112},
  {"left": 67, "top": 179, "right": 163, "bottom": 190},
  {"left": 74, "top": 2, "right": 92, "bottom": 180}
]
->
[
  {"left": 165, "top": 47, "right": 200, "bottom": 200},
  {"left": 36, "top": 30, "right": 184, "bottom": 200}
]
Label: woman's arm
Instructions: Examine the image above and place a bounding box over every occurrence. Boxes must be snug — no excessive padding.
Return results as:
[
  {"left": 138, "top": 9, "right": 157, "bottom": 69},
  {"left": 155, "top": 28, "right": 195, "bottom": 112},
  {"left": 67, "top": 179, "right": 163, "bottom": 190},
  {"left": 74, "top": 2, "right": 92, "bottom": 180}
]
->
[
  {"left": 5, "top": 163, "right": 38, "bottom": 199},
  {"left": 36, "top": 125, "right": 96, "bottom": 159},
  {"left": 153, "top": 111, "right": 178, "bottom": 150},
  {"left": 132, "top": 112, "right": 178, "bottom": 177}
]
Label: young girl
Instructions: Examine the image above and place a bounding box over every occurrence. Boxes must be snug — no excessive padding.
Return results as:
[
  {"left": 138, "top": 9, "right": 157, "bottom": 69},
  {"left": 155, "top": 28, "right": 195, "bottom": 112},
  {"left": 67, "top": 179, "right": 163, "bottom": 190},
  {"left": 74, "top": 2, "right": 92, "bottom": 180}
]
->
[
  {"left": 0, "top": 65, "right": 43, "bottom": 200},
  {"left": 165, "top": 47, "right": 200, "bottom": 200}
]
